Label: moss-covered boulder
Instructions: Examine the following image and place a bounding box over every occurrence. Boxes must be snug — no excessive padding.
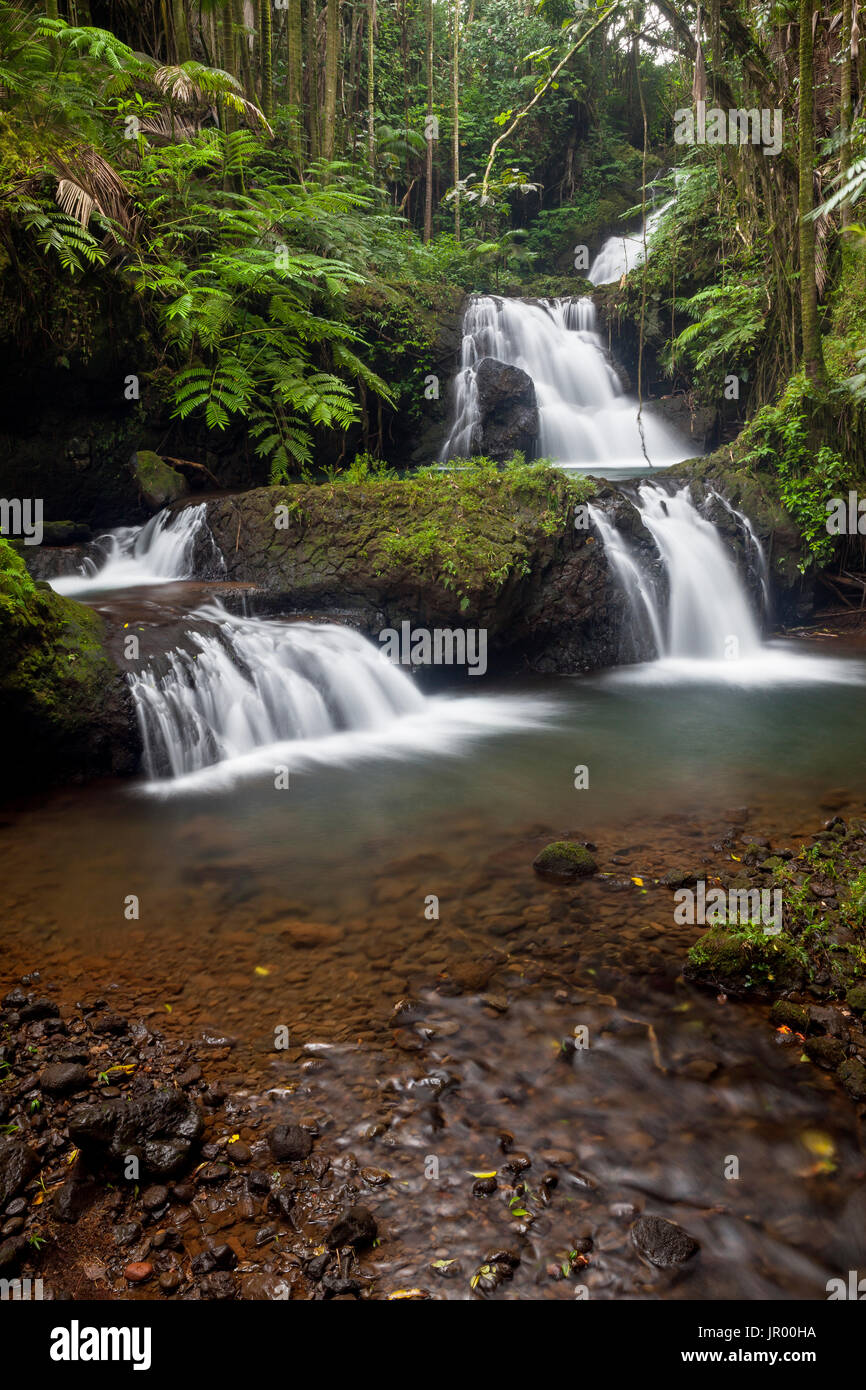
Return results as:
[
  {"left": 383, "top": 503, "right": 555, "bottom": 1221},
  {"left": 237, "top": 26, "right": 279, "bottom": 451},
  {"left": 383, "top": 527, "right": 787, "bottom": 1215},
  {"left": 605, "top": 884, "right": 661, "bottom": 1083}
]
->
[
  {"left": 533, "top": 841, "right": 598, "bottom": 882},
  {"left": 131, "top": 450, "right": 189, "bottom": 512},
  {"left": 846, "top": 984, "right": 866, "bottom": 1016},
  {"left": 684, "top": 926, "right": 805, "bottom": 999},
  {"left": 0, "top": 538, "right": 139, "bottom": 791}
]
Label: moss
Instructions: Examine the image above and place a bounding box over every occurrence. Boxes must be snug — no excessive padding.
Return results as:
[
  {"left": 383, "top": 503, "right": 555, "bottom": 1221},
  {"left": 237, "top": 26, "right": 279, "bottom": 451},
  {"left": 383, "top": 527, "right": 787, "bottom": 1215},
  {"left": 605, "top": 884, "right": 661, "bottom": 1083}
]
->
[
  {"left": 131, "top": 450, "right": 187, "bottom": 509},
  {"left": 533, "top": 840, "right": 598, "bottom": 881},
  {"left": 685, "top": 925, "right": 805, "bottom": 998},
  {"left": 284, "top": 457, "right": 596, "bottom": 607},
  {"left": 0, "top": 538, "right": 135, "bottom": 788}
]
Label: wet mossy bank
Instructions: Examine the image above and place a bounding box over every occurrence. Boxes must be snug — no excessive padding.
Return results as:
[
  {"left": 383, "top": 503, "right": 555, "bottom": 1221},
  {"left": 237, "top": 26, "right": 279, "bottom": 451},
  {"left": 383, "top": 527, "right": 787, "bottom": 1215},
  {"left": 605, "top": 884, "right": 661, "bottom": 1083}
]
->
[{"left": 0, "top": 538, "right": 138, "bottom": 792}]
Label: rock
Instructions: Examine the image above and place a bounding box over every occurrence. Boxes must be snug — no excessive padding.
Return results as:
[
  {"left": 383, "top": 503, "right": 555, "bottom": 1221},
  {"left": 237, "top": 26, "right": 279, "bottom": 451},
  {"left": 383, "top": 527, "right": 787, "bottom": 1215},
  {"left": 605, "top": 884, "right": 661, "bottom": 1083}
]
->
[
  {"left": 159, "top": 1270, "right": 181, "bottom": 1293},
  {"left": 19, "top": 998, "right": 59, "bottom": 1022},
  {"left": 53, "top": 1177, "right": 98, "bottom": 1222},
  {"left": 269, "top": 1124, "right": 312, "bottom": 1162},
  {"left": 684, "top": 927, "right": 804, "bottom": 998},
  {"left": 124, "top": 1261, "right": 153, "bottom": 1283},
  {"left": 325, "top": 1204, "right": 378, "bottom": 1250},
  {"left": 199, "top": 1271, "right": 237, "bottom": 1300},
  {"left": 533, "top": 841, "right": 598, "bottom": 882},
  {"left": 0, "top": 1138, "right": 38, "bottom": 1207},
  {"left": 68, "top": 1089, "right": 202, "bottom": 1177},
  {"left": 838, "top": 1058, "right": 866, "bottom": 1101},
  {"left": 141, "top": 1183, "right": 169, "bottom": 1211},
  {"left": 846, "top": 984, "right": 866, "bottom": 1016},
  {"left": 130, "top": 451, "right": 189, "bottom": 512},
  {"left": 40, "top": 1062, "right": 89, "bottom": 1095},
  {"left": 471, "top": 357, "right": 539, "bottom": 462},
  {"left": 89, "top": 1012, "right": 127, "bottom": 1035},
  {"left": 804, "top": 1036, "right": 846, "bottom": 1070},
  {"left": 630, "top": 1215, "right": 699, "bottom": 1267},
  {"left": 227, "top": 1140, "right": 251, "bottom": 1164},
  {"left": 771, "top": 1000, "right": 809, "bottom": 1032}
]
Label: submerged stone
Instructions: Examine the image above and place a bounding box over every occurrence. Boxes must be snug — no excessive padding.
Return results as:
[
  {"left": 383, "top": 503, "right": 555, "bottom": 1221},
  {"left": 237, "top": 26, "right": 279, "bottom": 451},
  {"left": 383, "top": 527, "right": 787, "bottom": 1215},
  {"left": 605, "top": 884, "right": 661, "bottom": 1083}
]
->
[{"left": 533, "top": 841, "right": 598, "bottom": 882}]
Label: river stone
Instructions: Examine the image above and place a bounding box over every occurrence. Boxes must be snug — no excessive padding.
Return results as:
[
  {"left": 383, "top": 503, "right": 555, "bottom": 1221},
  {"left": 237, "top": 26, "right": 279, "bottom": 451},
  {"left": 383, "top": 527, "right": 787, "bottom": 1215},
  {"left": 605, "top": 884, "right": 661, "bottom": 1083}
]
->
[
  {"left": 68, "top": 1089, "right": 202, "bottom": 1176},
  {"left": 630, "top": 1215, "right": 699, "bottom": 1267},
  {"left": 846, "top": 984, "right": 866, "bottom": 1016},
  {"left": 325, "top": 1204, "right": 378, "bottom": 1250},
  {"left": 269, "top": 1124, "right": 313, "bottom": 1162},
  {"left": 40, "top": 1062, "right": 89, "bottom": 1095},
  {"left": 0, "top": 1139, "right": 38, "bottom": 1208},
  {"left": 472, "top": 356, "right": 539, "bottom": 462},
  {"left": 838, "top": 1058, "right": 866, "bottom": 1101},
  {"left": 533, "top": 841, "right": 598, "bottom": 882}
]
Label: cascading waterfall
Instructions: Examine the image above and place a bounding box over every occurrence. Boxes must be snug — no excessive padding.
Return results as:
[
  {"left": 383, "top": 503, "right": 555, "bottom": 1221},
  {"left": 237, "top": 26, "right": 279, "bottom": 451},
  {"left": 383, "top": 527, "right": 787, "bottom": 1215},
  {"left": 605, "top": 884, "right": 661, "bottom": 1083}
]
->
[
  {"left": 127, "top": 604, "right": 547, "bottom": 788},
  {"left": 129, "top": 605, "right": 426, "bottom": 780},
  {"left": 51, "top": 503, "right": 222, "bottom": 596},
  {"left": 592, "top": 484, "right": 764, "bottom": 665},
  {"left": 587, "top": 197, "right": 676, "bottom": 286},
  {"left": 442, "top": 295, "right": 690, "bottom": 472}
]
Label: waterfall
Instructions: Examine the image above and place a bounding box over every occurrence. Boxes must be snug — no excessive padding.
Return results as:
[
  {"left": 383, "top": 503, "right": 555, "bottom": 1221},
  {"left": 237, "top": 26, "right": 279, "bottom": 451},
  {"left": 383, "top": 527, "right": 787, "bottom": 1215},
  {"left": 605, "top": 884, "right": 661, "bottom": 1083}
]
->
[
  {"left": 592, "top": 484, "right": 763, "bottom": 664},
  {"left": 587, "top": 197, "right": 676, "bottom": 286},
  {"left": 129, "top": 605, "right": 424, "bottom": 780},
  {"left": 442, "top": 296, "right": 690, "bottom": 472},
  {"left": 51, "top": 503, "right": 222, "bottom": 596}
]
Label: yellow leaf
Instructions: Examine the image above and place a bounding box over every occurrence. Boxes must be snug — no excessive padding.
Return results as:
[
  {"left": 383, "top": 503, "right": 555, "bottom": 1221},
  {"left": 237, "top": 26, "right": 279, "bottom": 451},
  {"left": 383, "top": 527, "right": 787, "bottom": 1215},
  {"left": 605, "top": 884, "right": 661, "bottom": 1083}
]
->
[
  {"left": 631, "top": 876, "right": 644, "bottom": 886},
  {"left": 468, "top": 1170, "right": 497, "bottom": 1179},
  {"left": 801, "top": 1130, "right": 835, "bottom": 1159},
  {"left": 387, "top": 1288, "right": 426, "bottom": 1300},
  {"left": 254, "top": 966, "right": 270, "bottom": 977}
]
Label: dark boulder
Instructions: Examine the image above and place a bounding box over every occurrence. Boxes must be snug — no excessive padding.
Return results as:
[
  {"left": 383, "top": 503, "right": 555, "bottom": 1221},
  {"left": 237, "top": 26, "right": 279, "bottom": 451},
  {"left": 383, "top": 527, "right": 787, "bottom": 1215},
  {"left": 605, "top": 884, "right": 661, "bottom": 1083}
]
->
[
  {"left": 473, "top": 357, "right": 538, "bottom": 462},
  {"left": 0, "top": 1137, "right": 38, "bottom": 1207},
  {"left": 325, "top": 1205, "right": 378, "bottom": 1250},
  {"left": 269, "top": 1124, "right": 313, "bottom": 1162},
  {"left": 68, "top": 1089, "right": 203, "bottom": 1178}
]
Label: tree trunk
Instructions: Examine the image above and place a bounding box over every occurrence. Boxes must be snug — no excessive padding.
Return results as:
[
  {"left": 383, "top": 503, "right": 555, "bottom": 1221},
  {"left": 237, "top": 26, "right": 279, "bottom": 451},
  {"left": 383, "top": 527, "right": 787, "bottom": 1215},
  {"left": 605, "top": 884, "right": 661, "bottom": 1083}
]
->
[
  {"left": 172, "top": 0, "right": 191, "bottom": 61},
  {"left": 321, "top": 0, "right": 339, "bottom": 161},
  {"left": 367, "top": 0, "right": 376, "bottom": 168},
  {"left": 798, "top": 0, "right": 825, "bottom": 384},
  {"left": 452, "top": 0, "right": 460, "bottom": 241},
  {"left": 259, "top": 0, "right": 273, "bottom": 117},
  {"left": 841, "top": 0, "right": 854, "bottom": 227},
  {"left": 424, "top": 0, "right": 434, "bottom": 241},
  {"left": 306, "top": 0, "right": 320, "bottom": 159}
]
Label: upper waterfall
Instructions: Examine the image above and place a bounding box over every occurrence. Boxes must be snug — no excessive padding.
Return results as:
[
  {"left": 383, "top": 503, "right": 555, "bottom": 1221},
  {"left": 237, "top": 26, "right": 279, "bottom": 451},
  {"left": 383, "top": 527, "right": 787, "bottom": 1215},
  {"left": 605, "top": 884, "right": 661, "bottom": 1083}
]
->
[
  {"left": 587, "top": 197, "right": 676, "bottom": 286},
  {"left": 441, "top": 295, "right": 691, "bottom": 474}
]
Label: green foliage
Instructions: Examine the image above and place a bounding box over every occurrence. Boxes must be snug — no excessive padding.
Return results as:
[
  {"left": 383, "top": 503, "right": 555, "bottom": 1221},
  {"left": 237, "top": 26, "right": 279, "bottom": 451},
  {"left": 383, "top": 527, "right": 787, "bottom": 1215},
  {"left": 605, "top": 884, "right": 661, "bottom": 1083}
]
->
[
  {"left": 668, "top": 280, "right": 767, "bottom": 392},
  {"left": 740, "top": 375, "right": 852, "bottom": 570}
]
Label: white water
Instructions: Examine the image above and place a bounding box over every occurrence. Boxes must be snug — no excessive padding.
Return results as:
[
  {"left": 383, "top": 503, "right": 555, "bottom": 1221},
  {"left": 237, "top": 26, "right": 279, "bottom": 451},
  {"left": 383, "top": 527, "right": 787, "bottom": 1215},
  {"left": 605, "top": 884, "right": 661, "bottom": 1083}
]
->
[
  {"left": 128, "top": 604, "right": 551, "bottom": 789},
  {"left": 51, "top": 504, "right": 220, "bottom": 596},
  {"left": 442, "top": 296, "right": 690, "bottom": 473},
  {"left": 588, "top": 197, "right": 675, "bottom": 286},
  {"left": 592, "top": 484, "right": 862, "bottom": 686}
]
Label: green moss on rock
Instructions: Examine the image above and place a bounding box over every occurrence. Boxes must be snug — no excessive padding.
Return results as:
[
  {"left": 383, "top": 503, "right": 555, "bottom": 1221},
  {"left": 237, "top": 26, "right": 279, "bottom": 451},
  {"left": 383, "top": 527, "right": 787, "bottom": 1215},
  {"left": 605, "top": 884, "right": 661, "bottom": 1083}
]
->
[
  {"left": 684, "top": 925, "right": 805, "bottom": 999},
  {"left": 533, "top": 840, "right": 598, "bottom": 881},
  {"left": 131, "top": 450, "right": 188, "bottom": 511}
]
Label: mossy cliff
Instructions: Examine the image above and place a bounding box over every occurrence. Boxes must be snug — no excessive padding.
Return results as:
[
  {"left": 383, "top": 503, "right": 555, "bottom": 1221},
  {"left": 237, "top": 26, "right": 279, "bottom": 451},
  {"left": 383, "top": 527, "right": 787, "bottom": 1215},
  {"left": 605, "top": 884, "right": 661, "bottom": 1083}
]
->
[{"left": 0, "top": 538, "right": 138, "bottom": 790}]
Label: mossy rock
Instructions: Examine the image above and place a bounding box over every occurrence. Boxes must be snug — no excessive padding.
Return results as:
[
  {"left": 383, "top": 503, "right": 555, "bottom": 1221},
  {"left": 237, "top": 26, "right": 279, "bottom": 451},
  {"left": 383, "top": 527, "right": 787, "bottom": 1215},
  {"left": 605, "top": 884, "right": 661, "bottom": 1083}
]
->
[
  {"left": 846, "top": 983, "right": 866, "bottom": 1016},
  {"left": 533, "top": 841, "right": 598, "bottom": 882},
  {"left": 770, "top": 999, "right": 809, "bottom": 1031},
  {"left": 131, "top": 450, "right": 188, "bottom": 512},
  {"left": 0, "top": 537, "right": 138, "bottom": 790},
  {"left": 837, "top": 1058, "right": 866, "bottom": 1102},
  {"left": 684, "top": 926, "right": 805, "bottom": 999}
]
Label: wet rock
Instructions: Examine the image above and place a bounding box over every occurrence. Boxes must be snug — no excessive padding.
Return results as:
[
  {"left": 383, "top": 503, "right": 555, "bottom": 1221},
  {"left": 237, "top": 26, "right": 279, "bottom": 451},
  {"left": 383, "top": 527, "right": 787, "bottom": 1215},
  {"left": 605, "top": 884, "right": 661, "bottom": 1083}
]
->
[
  {"left": 196, "top": 1162, "right": 230, "bottom": 1183},
  {"left": 838, "top": 1059, "right": 866, "bottom": 1101},
  {"left": 269, "top": 1124, "right": 313, "bottom": 1162},
  {"left": 130, "top": 450, "right": 188, "bottom": 512},
  {"left": 89, "top": 1012, "right": 128, "bottom": 1035},
  {"left": 325, "top": 1204, "right": 378, "bottom": 1250},
  {"left": 472, "top": 357, "right": 539, "bottom": 463},
  {"left": 199, "top": 1271, "right": 237, "bottom": 1299},
  {"left": 771, "top": 1000, "right": 809, "bottom": 1032},
  {"left": 630, "top": 1215, "right": 699, "bottom": 1268},
  {"left": 68, "top": 1088, "right": 202, "bottom": 1177},
  {"left": 124, "top": 1261, "right": 153, "bottom": 1283},
  {"left": 159, "top": 1270, "right": 182, "bottom": 1293},
  {"left": 533, "top": 841, "right": 598, "bottom": 882},
  {"left": 141, "top": 1183, "right": 169, "bottom": 1211},
  {"left": 684, "top": 927, "right": 804, "bottom": 998},
  {"left": 19, "top": 998, "right": 59, "bottom": 1022},
  {"left": 470, "top": 1249, "right": 519, "bottom": 1295},
  {"left": 227, "top": 1140, "right": 251, "bottom": 1164},
  {"left": 0, "top": 1235, "right": 26, "bottom": 1274},
  {"left": 804, "top": 1036, "right": 846, "bottom": 1070},
  {"left": 473, "top": 1177, "right": 498, "bottom": 1197},
  {"left": 53, "top": 1177, "right": 98, "bottom": 1222},
  {"left": 360, "top": 1167, "right": 390, "bottom": 1187},
  {"left": 0, "top": 1137, "right": 38, "bottom": 1207},
  {"left": 846, "top": 984, "right": 866, "bottom": 1017},
  {"left": 40, "top": 1062, "right": 89, "bottom": 1096},
  {"left": 112, "top": 1222, "right": 142, "bottom": 1246}
]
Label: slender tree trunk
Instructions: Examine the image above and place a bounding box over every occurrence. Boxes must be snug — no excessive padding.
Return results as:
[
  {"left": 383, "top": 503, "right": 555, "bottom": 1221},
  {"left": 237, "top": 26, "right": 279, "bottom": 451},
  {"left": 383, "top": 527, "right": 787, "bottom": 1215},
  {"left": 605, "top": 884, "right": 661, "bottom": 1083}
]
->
[
  {"left": 841, "top": 0, "right": 854, "bottom": 226},
  {"left": 306, "top": 0, "right": 320, "bottom": 158},
  {"left": 424, "top": 0, "right": 434, "bottom": 241},
  {"left": 321, "top": 0, "right": 339, "bottom": 161},
  {"left": 367, "top": 0, "right": 375, "bottom": 168},
  {"left": 259, "top": 0, "right": 273, "bottom": 116},
  {"left": 798, "top": 0, "right": 825, "bottom": 384},
  {"left": 287, "top": 0, "right": 304, "bottom": 159},
  {"left": 452, "top": 0, "right": 460, "bottom": 241},
  {"left": 172, "top": 0, "right": 191, "bottom": 61}
]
